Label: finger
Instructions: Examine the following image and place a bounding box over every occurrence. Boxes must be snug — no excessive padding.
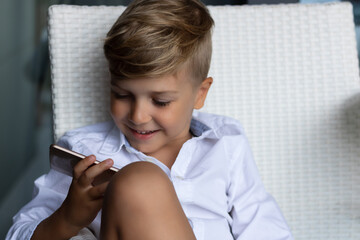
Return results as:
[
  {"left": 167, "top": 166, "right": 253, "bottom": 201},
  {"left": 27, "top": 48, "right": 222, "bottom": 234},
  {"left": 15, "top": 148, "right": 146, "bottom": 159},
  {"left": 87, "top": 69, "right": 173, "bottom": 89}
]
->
[
  {"left": 78, "top": 159, "right": 114, "bottom": 187},
  {"left": 73, "top": 155, "right": 96, "bottom": 180},
  {"left": 93, "top": 198, "right": 104, "bottom": 213},
  {"left": 89, "top": 181, "right": 110, "bottom": 199}
]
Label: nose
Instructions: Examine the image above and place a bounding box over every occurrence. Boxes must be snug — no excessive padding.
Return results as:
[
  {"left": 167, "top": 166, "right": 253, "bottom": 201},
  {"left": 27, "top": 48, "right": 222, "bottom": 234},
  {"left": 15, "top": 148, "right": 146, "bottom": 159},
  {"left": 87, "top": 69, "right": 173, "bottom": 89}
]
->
[{"left": 129, "top": 100, "right": 152, "bottom": 125}]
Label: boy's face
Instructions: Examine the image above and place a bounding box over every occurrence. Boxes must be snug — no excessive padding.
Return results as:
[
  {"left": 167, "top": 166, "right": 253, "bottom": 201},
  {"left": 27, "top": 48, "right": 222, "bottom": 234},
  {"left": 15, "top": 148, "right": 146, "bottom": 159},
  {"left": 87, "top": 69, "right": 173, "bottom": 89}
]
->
[{"left": 110, "top": 68, "right": 212, "bottom": 158}]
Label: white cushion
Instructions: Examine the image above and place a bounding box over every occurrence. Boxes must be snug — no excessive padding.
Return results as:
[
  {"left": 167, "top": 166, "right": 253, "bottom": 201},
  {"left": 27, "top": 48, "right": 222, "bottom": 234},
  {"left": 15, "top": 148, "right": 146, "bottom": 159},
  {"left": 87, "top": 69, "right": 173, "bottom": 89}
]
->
[{"left": 48, "top": 3, "right": 360, "bottom": 239}]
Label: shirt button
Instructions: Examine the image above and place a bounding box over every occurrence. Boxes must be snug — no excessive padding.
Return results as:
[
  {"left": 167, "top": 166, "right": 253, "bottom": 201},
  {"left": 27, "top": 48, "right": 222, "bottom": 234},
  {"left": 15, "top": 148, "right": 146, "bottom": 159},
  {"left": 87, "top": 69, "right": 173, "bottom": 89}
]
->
[{"left": 175, "top": 176, "right": 184, "bottom": 180}]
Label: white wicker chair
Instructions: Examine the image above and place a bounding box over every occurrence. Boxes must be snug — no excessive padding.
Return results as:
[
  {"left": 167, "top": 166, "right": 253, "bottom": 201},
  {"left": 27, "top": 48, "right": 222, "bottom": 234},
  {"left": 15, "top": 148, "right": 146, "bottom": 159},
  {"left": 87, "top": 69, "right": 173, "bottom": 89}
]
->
[{"left": 48, "top": 3, "right": 360, "bottom": 240}]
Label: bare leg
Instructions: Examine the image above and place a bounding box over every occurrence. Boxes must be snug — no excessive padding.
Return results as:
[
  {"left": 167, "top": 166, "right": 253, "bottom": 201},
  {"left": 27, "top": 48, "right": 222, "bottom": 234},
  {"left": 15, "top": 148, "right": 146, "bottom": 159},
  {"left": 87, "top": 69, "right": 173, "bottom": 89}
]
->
[{"left": 100, "top": 162, "right": 196, "bottom": 240}]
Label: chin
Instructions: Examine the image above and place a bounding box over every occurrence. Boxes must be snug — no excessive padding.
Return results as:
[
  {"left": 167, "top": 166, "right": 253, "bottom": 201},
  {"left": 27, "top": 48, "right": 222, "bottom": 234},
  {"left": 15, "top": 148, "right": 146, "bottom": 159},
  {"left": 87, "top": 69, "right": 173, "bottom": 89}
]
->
[{"left": 129, "top": 142, "right": 157, "bottom": 154}]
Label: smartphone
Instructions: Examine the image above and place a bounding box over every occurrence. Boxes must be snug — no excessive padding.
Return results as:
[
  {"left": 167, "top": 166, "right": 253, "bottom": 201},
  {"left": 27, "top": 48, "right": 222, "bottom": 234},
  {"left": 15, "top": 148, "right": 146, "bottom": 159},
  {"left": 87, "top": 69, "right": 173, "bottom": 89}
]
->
[{"left": 49, "top": 144, "right": 118, "bottom": 185}]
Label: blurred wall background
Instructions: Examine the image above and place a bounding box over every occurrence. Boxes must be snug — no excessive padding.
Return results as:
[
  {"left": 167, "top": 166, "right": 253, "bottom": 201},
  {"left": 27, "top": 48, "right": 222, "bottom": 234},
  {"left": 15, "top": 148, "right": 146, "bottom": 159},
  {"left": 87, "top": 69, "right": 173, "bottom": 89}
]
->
[
  {"left": 0, "top": 0, "right": 54, "bottom": 237},
  {"left": 0, "top": 0, "right": 358, "bottom": 239}
]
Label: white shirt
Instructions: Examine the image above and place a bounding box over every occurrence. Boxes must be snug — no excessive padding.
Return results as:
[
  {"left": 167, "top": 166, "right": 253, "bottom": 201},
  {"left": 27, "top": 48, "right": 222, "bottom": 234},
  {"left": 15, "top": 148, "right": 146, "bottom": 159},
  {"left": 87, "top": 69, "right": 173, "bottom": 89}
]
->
[{"left": 6, "top": 112, "right": 293, "bottom": 240}]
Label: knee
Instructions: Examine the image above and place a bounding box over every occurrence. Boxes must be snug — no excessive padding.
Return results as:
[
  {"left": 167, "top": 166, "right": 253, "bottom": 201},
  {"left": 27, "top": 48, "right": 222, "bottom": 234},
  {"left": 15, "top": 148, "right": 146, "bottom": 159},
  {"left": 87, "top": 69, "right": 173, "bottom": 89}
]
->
[{"left": 104, "top": 162, "right": 171, "bottom": 205}]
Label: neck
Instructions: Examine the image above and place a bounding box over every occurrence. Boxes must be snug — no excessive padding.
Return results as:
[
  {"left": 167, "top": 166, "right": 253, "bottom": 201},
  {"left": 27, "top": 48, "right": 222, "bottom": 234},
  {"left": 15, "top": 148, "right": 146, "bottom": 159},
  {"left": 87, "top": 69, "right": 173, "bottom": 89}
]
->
[{"left": 149, "top": 131, "right": 192, "bottom": 169}]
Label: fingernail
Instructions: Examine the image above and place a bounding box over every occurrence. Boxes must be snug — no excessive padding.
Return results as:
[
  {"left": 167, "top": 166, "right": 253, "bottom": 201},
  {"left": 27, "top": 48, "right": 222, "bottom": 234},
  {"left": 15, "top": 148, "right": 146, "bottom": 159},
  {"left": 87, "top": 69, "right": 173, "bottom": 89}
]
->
[{"left": 105, "top": 159, "right": 113, "bottom": 166}]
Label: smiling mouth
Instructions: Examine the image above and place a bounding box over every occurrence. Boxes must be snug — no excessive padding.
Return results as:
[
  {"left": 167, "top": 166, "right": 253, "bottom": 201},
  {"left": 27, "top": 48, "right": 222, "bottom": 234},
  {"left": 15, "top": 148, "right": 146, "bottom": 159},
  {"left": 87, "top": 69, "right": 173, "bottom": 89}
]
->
[
  {"left": 128, "top": 127, "right": 159, "bottom": 135},
  {"left": 134, "top": 130, "right": 158, "bottom": 135}
]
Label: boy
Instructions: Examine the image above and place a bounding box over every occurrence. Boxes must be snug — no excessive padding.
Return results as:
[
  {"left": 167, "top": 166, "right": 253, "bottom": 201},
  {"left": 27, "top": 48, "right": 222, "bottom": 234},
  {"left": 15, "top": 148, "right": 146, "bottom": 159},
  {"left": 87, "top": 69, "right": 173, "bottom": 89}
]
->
[{"left": 7, "top": 0, "right": 293, "bottom": 239}]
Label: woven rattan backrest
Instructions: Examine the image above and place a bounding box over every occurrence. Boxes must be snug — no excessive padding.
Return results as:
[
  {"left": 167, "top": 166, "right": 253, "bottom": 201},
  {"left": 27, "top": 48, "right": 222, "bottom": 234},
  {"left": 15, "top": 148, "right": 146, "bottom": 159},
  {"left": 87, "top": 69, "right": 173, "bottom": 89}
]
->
[{"left": 48, "top": 3, "right": 360, "bottom": 239}]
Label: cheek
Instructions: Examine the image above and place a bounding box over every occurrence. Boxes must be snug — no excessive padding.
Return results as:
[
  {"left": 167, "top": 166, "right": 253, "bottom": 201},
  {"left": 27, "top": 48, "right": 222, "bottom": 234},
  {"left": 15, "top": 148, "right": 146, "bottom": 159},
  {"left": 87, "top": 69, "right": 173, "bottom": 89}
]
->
[
  {"left": 111, "top": 101, "right": 128, "bottom": 119},
  {"left": 156, "top": 103, "right": 193, "bottom": 128}
]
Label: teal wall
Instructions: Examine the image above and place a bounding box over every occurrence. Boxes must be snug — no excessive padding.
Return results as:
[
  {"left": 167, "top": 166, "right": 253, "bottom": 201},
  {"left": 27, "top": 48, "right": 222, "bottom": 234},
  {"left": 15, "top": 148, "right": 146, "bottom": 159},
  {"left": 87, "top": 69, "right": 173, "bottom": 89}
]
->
[{"left": 0, "top": 0, "right": 52, "bottom": 238}]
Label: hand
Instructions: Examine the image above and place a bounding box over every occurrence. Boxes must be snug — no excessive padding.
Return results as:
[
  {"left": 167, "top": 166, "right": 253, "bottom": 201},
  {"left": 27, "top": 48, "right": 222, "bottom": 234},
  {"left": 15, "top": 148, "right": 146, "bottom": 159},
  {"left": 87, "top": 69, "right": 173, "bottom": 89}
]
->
[
  {"left": 58, "top": 155, "right": 114, "bottom": 234},
  {"left": 31, "top": 156, "right": 114, "bottom": 240}
]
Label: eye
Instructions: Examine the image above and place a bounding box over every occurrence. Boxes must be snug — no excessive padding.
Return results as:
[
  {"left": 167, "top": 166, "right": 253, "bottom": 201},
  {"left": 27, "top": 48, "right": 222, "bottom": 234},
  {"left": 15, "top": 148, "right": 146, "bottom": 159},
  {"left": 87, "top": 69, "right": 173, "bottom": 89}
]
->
[
  {"left": 112, "top": 91, "right": 129, "bottom": 99},
  {"left": 153, "top": 99, "right": 171, "bottom": 107}
]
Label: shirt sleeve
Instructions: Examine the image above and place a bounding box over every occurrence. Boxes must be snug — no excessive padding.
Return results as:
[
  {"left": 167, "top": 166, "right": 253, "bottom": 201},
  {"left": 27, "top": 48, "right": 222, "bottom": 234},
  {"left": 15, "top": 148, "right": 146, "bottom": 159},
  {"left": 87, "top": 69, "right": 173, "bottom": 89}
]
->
[
  {"left": 5, "top": 167, "right": 71, "bottom": 240},
  {"left": 5, "top": 125, "right": 110, "bottom": 240},
  {"left": 227, "top": 135, "right": 294, "bottom": 240}
]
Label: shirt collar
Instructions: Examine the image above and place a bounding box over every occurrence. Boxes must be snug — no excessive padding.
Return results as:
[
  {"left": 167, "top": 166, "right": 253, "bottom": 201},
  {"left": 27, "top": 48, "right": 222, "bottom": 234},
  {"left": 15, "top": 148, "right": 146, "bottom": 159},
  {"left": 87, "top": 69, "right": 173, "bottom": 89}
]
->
[
  {"left": 99, "top": 116, "right": 212, "bottom": 155},
  {"left": 190, "top": 117, "right": 211, "bottom": 137},
  {"left": 98, "top": 122, "right": 125, "bottom": 155}
]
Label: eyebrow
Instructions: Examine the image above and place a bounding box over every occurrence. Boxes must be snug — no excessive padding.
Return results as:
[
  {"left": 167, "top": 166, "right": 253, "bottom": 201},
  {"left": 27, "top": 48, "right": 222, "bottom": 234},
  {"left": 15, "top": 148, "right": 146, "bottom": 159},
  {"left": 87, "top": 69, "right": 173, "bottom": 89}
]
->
[
  {"left": 151, "top": 91, "right": 179, "bottom": 95},
  {"left": 110, "top": 85, "right": 179, "bottom": 95}
]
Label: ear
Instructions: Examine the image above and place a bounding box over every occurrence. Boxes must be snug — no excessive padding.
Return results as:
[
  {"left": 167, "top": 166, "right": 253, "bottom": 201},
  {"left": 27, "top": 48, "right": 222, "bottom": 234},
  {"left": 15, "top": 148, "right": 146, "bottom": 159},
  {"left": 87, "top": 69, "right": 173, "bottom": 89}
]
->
[{"left": 194, "top": 77, "right": 213, "bottom": 110}]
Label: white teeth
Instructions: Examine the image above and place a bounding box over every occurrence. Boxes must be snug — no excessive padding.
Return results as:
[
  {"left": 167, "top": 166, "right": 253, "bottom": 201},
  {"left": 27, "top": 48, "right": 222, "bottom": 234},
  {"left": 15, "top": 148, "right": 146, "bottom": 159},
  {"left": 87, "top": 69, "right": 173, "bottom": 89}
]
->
[{"left": 136, "top": 130, "right": 154, "bottom": 134}]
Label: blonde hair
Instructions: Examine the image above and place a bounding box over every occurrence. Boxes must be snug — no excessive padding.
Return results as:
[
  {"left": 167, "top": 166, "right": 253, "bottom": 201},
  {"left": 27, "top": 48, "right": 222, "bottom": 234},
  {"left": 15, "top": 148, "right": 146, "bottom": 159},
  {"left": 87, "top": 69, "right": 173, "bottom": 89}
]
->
[{"left": 104, "top": 0, "right": 214, "bottom": 84}]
